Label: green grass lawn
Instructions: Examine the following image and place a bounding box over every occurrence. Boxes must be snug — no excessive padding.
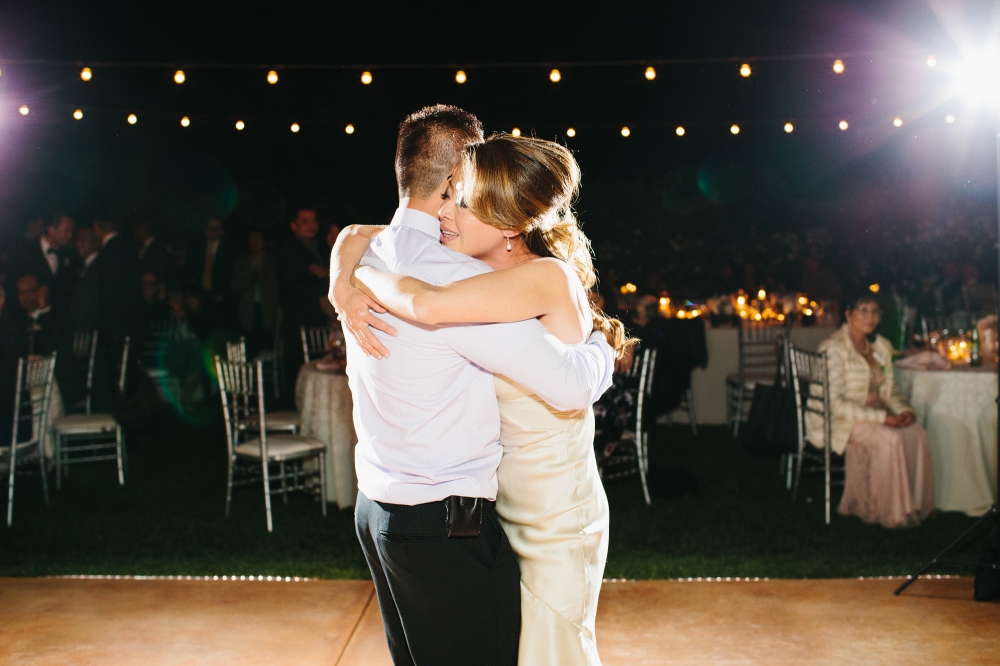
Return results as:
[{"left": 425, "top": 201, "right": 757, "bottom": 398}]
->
[{"left": 0, "top": 408, "right": 987, "bottom": 579}]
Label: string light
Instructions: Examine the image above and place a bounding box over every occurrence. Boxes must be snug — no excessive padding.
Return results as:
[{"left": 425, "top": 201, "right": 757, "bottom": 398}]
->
[
  {"left": 235, "top": 120, "right": 245, "bottom": 130},
  {"left": 675, "top": 126, "right": 685, "bottom": 136},
  {"left": 290, "top": 122, "right": 300, "bottom": 133},
  {"left": 361, "top": 71, "right": 372, "bottom": 85},
  {"left": 566, "top": 128, "right": 576, "bottom": 137},
  {"left": 127, "top": 113, "right": 137, "bottom": 125},
  {"left": 345, "top": 124, "right": 355, "bottom": 134},
  {"left": 455, "top": 70, "right": 467, "bottom": 84},
  {"left": 549, "top": 69, "right": 561, "bottom": 82},
  {"left": 946, "top": 114, "right": 956, "bottom": 124},
  {"left": 174, "top": 70, "right": 186, "bottom": 84},
  {"left": 730, "top": 124, "right": 740, "bottom": 135},
  {"left": 926, "top": 55, "right": 937, "bottom": 68},
  {"left": 621, "top": 126, "right": 630, "bottom": 137},
  {"left": 80, "top": 67, "right": 92, "bottom": 81},
  {"left": 73, "top": 109, "right": 83, "bottom": 120},
  {"left": 838, "top": 120, "right": 849, "bottom": 130},
  {"left": 784, "top": 122, "right": 794, "bottom": 133},
  {"left": 644, "top": 66, "right": 656, "bottom": 80},
  {"left": 511, "top": 128, "right": 521, "bottom": 137},
  {"left": 266, "top": 70, "right": 279, "bottom": 84},
  {"left": 832, "top": 59, "right": 845, "bottom": 74},
  {"left": 893, "top": 116, "right": 903, "bottom": 127},
  {"left": 19, "top": 105, "right": 29, "bottom": 116},
  {"left": 180, "top": 116, "right": 190, "bottom": 127},
  {"left": 869, "top": 283, "right": 880, "bottom": 293},
  {"left": 739, "top": 63, "right": 752, "bottom": 77}
]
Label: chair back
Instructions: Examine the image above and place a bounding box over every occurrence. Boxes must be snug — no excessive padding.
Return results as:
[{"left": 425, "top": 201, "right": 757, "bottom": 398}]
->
[
  {"left": 73, "top": 330, "right": 99, "bottom": 413},
  {"left": 117, "top": 337, "right": 131, "bottom": 395},
  {"left": 300, "top": 326, "right": 331, "bottom": 362},
  {"left": 6, "top": 353, "right": 57, "bottom": 451},
  {"left": 738, "top": 319, "right": 788, "bottom": 383},
  {"left": 215, "top": 358, "right": 268, "bottom": 461},
  {"left": 788, "top": 345, "right": 831, "bottom": 452},
  {"left": 226, "top": 337, "right": 247, "bottom": 363}
]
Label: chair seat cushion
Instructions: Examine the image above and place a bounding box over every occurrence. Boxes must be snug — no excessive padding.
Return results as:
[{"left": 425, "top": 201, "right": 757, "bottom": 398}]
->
[
  {"left": 235, "top": 435, "right": 325, "bottom": 461},
  {"left": 265, "top": 411, "right": 300, "bottom": 429},
  {"left": 52, "top": 413, "right": 117, "bottom": 434}
]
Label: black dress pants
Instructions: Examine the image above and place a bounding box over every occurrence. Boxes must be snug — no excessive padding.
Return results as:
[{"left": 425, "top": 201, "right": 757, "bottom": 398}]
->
[{"left": 355, "top": 491, "right": 520, "bottom": 666}]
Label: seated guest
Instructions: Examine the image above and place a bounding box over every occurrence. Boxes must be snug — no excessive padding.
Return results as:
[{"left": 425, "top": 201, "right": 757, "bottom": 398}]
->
[
  {"left": 15, "top": 274, "right": 84, "bottom": 407},
  {"left": 231, "top": 230, "right": 280, "bottom": 358},
  {"left": 12, "top": 212, "right": 76, "bottom": 311},
  {"left": 812, "top": 287, "right": 935, "bottom": 528}
]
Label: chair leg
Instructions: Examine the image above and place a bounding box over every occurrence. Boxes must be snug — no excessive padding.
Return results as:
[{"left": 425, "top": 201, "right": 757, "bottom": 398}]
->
[
  {"left": 224, "top": 457, "right": 235, "bottom": 518},
  {"left": 262, "top": 458, "right": 273, "bottom": 533},
  {"left": 686, "top": 388, "right": 697, "bottom": 436},
  {"left": 7, "top": 440, "right": 17, "bottom": 527},
  {"left": 785, "top": 454, "right": 795, "bottom": 490},
  {"left": 115, "top": 427, "right": 125, "bottom": 486},
  {"left": 55, "top": 433, "right": 62, "bottom": 491},
  {"left": 791, "top": 447, "right": 806, "bottom": 503},
  {"left": 38, "top": 445, "right": 49, "bottom": 506},
  {"left": 824, "top": 443, "right": 832, "bottom": 525},
  {"left": 318, "top": 451, "right": 327, "bottom": 517},
  {"left": 733, "top": 385, "right": 746, "bottom": 438},
  {"left": 279, "top": 461, "right": 288, "bottom": 505},
  {"left": 637, "top": 432, "right": 651, "bottom": 505}
]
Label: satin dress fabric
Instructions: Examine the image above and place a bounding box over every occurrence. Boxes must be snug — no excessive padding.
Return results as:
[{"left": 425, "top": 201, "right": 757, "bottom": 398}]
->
[{"left": 494, "top": 375, "right": 609, "bottom": 666}]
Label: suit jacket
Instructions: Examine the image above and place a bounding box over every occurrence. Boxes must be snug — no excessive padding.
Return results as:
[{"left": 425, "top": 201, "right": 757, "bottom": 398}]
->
[
  {"left": 277, "top": 237, "right": 328, "bottom": 328},
  {"left": 70, "top": 258, "right": 100, "bottom": 332},
  {"left": 92, "top": 235, "right": 143, "bottom": 342}
]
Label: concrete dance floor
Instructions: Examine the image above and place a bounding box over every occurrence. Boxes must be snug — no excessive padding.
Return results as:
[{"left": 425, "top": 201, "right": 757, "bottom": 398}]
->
[{"left": 1, "top": 576, "right": 998, "bottom": 665}]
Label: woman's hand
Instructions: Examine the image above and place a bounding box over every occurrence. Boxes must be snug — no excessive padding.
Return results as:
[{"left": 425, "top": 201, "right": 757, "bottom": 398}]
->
[
  {"left": 329, "top": 281, "right": 396, "bottom": 359},
  {"left": 885, "top": 411, "right": 915, "bottom": 428}
]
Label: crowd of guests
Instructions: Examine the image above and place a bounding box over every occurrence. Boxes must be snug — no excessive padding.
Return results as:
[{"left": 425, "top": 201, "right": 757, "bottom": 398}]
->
[{"left": 0, "top": 204, "right": 344, "bottom": 434}]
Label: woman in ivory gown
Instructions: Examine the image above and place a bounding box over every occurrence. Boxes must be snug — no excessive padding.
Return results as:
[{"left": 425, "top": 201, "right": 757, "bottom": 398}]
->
[{"left": 352, "top": 134, "right": 631, "bottom": 666}]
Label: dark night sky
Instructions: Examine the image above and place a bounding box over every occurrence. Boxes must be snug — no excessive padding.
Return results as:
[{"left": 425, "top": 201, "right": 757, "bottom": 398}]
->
[{"left": 0, "top": 1, "right": 998, "bottom": 289}]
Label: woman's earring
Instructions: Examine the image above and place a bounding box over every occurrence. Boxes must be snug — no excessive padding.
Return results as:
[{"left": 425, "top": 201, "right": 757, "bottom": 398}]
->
[{"left": 506, "top": 236, "right": 512, "bottom": 252}]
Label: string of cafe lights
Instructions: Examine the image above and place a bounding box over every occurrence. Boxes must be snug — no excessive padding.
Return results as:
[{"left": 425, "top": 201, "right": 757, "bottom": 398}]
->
[{"left": 0, "top": 52, "right": 962, "bottom": 136}]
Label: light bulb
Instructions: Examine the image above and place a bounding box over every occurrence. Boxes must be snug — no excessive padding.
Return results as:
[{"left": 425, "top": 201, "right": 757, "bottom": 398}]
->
[
  {"left": 566, "top": 128, "right": 576, "bottom": 137},
  {"left": 621, "top": 126, "right": 630, "bottom": 137},
  {"left": 784, "top": 122, "right": 794, "bottom": 133},
  {"left": 730, "top": 124, "right": 740, "bottom": 135},
  {"left": 127, "top": 114, "right": 137, "bottom": 125},
  {"left": 80, "top": 67, "right": 93, "bottom": 81},
  {"left": 838, "top": 120, "right": 849, "bottom": 130},
  {"left": 73, "top": 109, "right": 83, "bottom": 120},
  {"left": 740, "top": 63, "right": 751, "bottom": 77},
  {"left": 455, "top": 70, "right": 467, "bottom": 84},
  {"left": 946, "top": 114, "right": 955, "bottom": 124},
  {"left": 290, "top": 123, "right": 300, "bottom": 133},
  {"left": 832, "top": 59, "right": 844, "bottom": 74},
  {"left": 675, "top": 126, "right": 685, "bottom": 136},
  {"left": 266, "top": 70, "right": 279, "bottom": 84},
  {"left": 235, "top": 120, "right": 245, "bottom": 130},
  {"left": 645, "top": 66, "right": 656, "bottom": 80},
  {"left": 180, "top": 116, "right": 190, "bottom": 127},
  {"left": 926, "top": 55, "right": 937, "bottom": 68},
  {"left": 19, "top": 105, "right": 29, "bottom": 116},
  {"left": 757, "top": 289, "right": 766, "bottom": 300},
  {"left": 893, "top": 117, "right": 903, "bottom": 127},
  {"left": 174, "top": 70, "right": 186, "bottom": 84},
  {"left": 361, "top": 71, "right": 372, "bottom": 85},
  {"left": 345, "top": 124, "right": 355, "bottom": 134},
  {"left": 549, "top": 69, "right": 561, "bottom": 82},
  {"left": 511, "top": 128, "right": 521, "bottom": 137}
]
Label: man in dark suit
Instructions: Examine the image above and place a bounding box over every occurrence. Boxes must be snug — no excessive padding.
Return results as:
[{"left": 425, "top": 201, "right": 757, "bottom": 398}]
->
[
  {"left": 91, "top": 217, "right": 143, "bottom": 410},
  {"left": 69, "top": 227, "right": 101, "bottom": 332},
  {"left": 0, "top": 285, "right": 29, "bottom": 446},
  {"left": 12, "top": 213, "right": 76, "bottom": 311},
  {"left": 278, "top": 207, "right": 329, "bottom": 388},
  {"left": 186, "top": 217, "right": 236, "bottom": 338}
]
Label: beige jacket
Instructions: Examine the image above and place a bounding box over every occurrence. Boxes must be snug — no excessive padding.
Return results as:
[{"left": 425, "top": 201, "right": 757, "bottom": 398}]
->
[{"left": 807, "top": 324, "right": 913, "bottom": 454}]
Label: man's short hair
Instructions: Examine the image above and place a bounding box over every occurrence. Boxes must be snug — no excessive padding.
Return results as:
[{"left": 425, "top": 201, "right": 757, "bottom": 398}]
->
[
  {"left": 45, "top": 212, "right": 71, "bottom": 231},
  {"left": 396, "top": 105, "right": 483, "bottom": 199}
]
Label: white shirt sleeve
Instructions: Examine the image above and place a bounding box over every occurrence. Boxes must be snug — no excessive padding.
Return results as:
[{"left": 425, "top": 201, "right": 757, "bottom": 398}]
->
[{"left": 443, "top": 322, "right": 615, "bottom": 411}]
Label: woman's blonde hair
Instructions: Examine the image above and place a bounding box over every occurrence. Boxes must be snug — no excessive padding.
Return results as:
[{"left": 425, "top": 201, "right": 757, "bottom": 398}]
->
[{"left": 457, "top": 134, "right": 633, "bottom": 356}]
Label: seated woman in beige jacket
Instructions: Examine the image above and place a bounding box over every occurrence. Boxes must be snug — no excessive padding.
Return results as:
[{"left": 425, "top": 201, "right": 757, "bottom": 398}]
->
[{"left": 813, "top": 288, "right": 934, "bottom": 528}]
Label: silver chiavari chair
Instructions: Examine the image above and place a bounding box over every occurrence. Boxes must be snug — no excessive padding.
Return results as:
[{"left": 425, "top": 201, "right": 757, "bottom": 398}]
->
[
  {"left": 726, "top": 319, "right": 789, "bottom": 438},
  {"left": 215, "top": 357, "right": 327, "bottom": 532},
  {"left": 788, "top": 344, "right": 844, "bottom": 524},
  {"left": 51, "top": 338, "right": 130, "bottom": 489},
  {"left": 4, "top": 352, "right": 57, "bottom": 526},
  {"left": 602, "top": 346, "right": 658, "bottom": 505},
  {"left": 72, "top": 330, "right": 99, "bottom": 414},
  {"left": 226, "top": 337, "right": 299, "bottom": 435},
  {"left": 300, "top": 326, "right": 331, "bottom": 363}
]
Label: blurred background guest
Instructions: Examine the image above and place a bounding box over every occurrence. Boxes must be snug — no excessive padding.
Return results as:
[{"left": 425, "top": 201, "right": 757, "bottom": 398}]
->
[
  {"left": 15, "top": 273, "right": 83, "bottom": 407},
  {"left": 186, "top": 217, "right": 236, "bottom": 339},
  {"left": 231, "top": 229, "right": 280, "bottom": 358},
  {"left": 69, "top": 227, "right": 100, "bottom": 332},
  {"left": 813, "top": 287, "right": 934, "bottom": 528},
  {"left": 12, "top": 212, "right": 76, "bottom": 311}
]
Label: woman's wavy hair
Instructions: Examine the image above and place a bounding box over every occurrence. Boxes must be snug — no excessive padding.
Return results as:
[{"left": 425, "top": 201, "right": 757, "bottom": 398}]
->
[{"left": 457, "top": 134, "right": 634, "bottom": 356}]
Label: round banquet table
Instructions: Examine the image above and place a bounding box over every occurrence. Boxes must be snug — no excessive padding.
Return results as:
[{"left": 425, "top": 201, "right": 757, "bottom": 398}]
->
[
  {"left": 295, "top": 360, "right": 358, "bottom": 509},
  {"left": 895, "top": 364, "right": 998, "bottom": 516}
]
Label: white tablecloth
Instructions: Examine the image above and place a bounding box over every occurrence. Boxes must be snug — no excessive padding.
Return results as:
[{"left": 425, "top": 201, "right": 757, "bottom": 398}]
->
[
  {"left": 295, "top": 361, "right": 358, "bottom": 509},
  {"left": 672, "top": 325, "right": 838, "bottom": 425},
  {"left": 896, "top": 365, "right": 998, "bottom": 516}
]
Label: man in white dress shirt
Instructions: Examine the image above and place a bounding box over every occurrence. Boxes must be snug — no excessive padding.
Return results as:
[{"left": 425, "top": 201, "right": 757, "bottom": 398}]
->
[{"left": 329, "top": 106, "right": 614, "bottom": 666}]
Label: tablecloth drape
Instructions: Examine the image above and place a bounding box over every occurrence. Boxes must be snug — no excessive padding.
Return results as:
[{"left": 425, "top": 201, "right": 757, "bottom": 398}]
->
[{"left": 295, "top": 361, "right": 357, "bottom": 509}]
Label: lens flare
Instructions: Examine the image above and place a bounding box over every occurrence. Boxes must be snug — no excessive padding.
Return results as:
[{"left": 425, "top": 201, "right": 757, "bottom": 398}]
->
[
  {"left": 926, "top": 55, "right": 937, "bottom": 67},
  {"left": 946, "top": 114, "right": 956, "bottom": 124}
]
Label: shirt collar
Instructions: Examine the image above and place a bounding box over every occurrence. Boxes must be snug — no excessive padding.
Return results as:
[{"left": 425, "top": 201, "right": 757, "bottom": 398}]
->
[
  {"left": 84, "top": 252, "right": 98, "bottom": 268},
  {"left": 40, "top": 237, "right": 53, "bottom": 254},
  {"left": 390, "top": 203, "right": 441, "bottom": 239},
  {"left": 101, "top": 232, "right": 118, "bottom": 248}
]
